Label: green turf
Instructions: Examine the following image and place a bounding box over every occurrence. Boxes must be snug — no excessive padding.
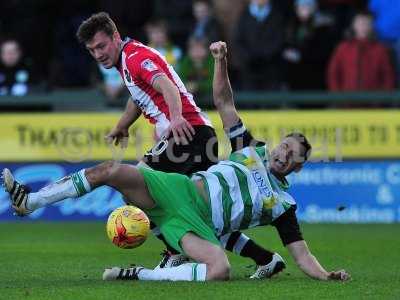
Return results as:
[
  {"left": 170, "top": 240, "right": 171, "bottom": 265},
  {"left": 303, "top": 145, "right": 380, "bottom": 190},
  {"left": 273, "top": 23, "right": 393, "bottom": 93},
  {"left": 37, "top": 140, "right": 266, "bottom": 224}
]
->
[{"left": 0, "top": 223, "right": 399, "bottom": 300}]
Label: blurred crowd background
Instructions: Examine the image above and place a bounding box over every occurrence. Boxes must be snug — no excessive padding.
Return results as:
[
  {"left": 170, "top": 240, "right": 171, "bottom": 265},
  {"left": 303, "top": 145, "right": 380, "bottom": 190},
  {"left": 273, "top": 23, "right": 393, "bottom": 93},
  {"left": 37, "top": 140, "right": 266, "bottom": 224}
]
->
[{"left": 1, "top": 0, "right": 399, "bottom": 106}]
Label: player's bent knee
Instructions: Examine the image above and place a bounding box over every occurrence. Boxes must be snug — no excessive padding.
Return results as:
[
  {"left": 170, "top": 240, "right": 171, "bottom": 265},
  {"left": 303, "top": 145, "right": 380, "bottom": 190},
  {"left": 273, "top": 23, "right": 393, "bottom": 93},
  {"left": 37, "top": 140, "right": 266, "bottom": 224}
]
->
[
  {"left": 205, "top": 249, "right": 231, "bottom": 281},
  {"left": 181, "top": 233, "right": 231, "bottom": 281},
  {"left": 207, "top": 260, "right": 231, "bottom": 281},
  {"left": 215, "top": 261, "right": 231, "bottom": 280}
]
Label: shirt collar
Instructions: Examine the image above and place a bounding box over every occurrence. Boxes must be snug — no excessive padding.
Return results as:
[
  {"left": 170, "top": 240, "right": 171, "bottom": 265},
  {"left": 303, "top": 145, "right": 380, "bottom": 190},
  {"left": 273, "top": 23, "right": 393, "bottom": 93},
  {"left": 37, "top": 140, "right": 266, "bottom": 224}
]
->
[
  {"left": 270, "top": 172, "right": 290, "bottom": 191},
  {"left": 116, "top": 37, "right": 132, "bottom": 69}
]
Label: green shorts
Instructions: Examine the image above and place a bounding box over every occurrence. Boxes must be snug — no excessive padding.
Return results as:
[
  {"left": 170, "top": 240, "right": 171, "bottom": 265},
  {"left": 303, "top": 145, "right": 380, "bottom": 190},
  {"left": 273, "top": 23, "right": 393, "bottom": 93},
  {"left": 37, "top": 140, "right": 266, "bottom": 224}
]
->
[{"left": 138, "top": 167, "right": 220, "bottom": 254}]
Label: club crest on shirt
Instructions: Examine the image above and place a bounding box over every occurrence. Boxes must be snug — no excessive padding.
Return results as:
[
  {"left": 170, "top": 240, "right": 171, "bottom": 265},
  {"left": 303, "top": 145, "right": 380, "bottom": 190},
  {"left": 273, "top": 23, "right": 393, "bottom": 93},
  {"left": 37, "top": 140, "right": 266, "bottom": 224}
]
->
[
  {"left": 124, "top": 69, "right": 132, "bottom": 83},
  {"left": 141, "top": 59, "right": 157, "bottom": 72},
  {"left": 262, "top": 195, "right": 277, "bottom": 210}
]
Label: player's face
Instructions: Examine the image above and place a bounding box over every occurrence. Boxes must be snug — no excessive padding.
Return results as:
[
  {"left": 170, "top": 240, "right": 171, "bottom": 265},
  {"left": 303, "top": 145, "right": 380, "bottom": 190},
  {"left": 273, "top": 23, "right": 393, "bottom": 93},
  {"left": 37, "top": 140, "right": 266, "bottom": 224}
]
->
[
  {"left": 86, "top": 31, "right": 121, "bottom": 68},
  {"left": 269, "top": 137, "right": 306, "bottom": 177}
]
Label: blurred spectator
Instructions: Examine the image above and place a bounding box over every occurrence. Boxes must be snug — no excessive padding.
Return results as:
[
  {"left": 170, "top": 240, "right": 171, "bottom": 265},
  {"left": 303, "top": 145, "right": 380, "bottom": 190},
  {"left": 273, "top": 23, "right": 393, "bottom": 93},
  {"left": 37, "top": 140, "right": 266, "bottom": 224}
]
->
[
  {"left": 0, "top": 40, "right": 33, "bottom": 96},
  {"left": 50, "top": 2, "right": 95, "bottom": 88},
  {"left": 145, "top": 20, "right": 183, "bottom": 68},
  {"left": 191, "top": 0, "right": 222, "bottom": 44},
  {"left": 273, "top": 0, "right": 296, "bottom": 20},
  {"left": 212, "top": 0, "right": 246, "bottom": 39},
  {"left": 320, "top": 0, "right": 367, "bottom": 39},
  {"left": 368, "top": 0, "right": 400, "bottom": 85},
  {"left": 0, "top": 0, "right": 56, "bottom": 83},
  {"left": 97, "top": 64, "right": 127, "bottom": 107},
  {"left": 179, "top": 37, "right": 213, "bottom": 101},
  {"left": 211, "top": 0, "right": 246, "bottom": 87},
  {"left": 327, "top": 12, "right": 395, "bottom": 91},
  {"left": 99, "top": 0, "right": 154, "bottom": 42},
  {"left": 284, "top": 0, "right": 337, "bottom": 90},
  {"left": 153, "top": 0, "right": 194, "bottom": 49},
  {"left": 233, "top": 0, "right": 285, "bottom": 90}
]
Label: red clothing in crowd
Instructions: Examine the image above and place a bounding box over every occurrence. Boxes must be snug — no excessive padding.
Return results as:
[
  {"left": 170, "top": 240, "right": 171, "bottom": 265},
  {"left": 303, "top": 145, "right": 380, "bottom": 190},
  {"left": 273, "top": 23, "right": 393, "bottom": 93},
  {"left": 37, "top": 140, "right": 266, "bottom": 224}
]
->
[{"left": 327, "top": 39, "right": 395, "bottom": 91}]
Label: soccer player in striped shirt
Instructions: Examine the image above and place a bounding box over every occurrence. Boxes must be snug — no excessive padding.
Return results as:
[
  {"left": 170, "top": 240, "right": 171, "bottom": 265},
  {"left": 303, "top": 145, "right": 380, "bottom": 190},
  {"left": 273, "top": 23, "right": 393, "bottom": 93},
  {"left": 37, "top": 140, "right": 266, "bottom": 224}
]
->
[{"left": 3, "top": 42, "right": 349, "bottom": 282}]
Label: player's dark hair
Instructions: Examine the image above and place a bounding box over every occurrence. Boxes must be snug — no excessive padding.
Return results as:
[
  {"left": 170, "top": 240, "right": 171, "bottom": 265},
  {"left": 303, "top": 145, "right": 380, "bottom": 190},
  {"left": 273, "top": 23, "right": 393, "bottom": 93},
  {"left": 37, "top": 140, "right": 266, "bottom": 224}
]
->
[
  {"left": 286, "top": 132, "right": 312, "bottom": 161},
  {"left": 76, "top": 12, "right": 117, "bottom": 44}
]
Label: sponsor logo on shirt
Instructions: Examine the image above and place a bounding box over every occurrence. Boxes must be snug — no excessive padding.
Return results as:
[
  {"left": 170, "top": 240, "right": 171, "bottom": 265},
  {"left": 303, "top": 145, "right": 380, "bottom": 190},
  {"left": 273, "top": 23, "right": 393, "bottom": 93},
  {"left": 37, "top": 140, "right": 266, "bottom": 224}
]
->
[{"left": 252, "top": 170, "right": 272, "bottom": 197}]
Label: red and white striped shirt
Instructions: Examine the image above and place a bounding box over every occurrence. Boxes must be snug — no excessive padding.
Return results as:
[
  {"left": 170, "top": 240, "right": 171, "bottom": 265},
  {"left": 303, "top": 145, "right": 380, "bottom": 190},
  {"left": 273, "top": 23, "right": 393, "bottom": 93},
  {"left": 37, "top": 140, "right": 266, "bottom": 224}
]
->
[{"left": 117, "top": 39, "right": 212, "bottom": 138}]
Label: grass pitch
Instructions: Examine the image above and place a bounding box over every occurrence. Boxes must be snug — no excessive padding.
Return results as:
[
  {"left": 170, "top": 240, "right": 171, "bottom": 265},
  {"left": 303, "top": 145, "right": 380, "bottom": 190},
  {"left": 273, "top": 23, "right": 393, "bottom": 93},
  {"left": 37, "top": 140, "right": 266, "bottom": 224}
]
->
[{"left": 0, "top": 223, "right": 399, "bottom": 300}]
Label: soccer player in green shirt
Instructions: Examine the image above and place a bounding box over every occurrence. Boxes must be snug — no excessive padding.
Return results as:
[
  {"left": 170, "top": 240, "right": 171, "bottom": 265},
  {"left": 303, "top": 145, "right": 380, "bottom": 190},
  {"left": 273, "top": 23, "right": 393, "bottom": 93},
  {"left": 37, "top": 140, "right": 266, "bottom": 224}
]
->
[{"left": 3, "top": 41, "right": 349, "bottom": 282}]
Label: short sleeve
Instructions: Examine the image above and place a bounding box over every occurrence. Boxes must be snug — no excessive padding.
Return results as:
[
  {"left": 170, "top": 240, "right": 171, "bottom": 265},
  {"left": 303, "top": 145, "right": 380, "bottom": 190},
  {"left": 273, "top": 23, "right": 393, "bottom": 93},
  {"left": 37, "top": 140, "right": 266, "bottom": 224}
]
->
[
  {"left": 126, "top": 52, "right": 165, "bottom": 85},
  {"left": 271, "top": 206, "right": 304, "bottom": 246}
]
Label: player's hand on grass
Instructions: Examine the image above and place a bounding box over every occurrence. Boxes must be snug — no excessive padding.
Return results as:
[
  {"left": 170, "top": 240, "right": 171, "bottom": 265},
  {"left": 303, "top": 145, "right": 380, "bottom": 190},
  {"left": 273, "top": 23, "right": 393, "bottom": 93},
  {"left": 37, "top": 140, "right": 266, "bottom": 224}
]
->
[
  {"left": 328, "top": 269, "right": 350, "bottom": 281},
  {"left": 167, "top": 115, "right": 195, "bottom": 145},
  {"left": 105, "top": 126, "right": 129, "bottom": 146},
  {"left": 210, "top": 41, "right": 227, "bottom": 60}
]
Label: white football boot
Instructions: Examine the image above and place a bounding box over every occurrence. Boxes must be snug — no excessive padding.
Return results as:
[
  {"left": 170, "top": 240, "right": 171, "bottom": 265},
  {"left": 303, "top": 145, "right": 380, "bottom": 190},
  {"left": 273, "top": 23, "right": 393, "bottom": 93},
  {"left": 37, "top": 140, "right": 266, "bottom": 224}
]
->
[
  {"left": 1, "top": 168, "right": 32, "bottom": 216},
  {"left": 103, "top": 266, "right": 144, "bottom": 281},
  {"left": 250, "top": 253, "right": 286, "bottom": 279},
  {"left": 154, "top": 250, "right": 190, "bottom": 270}
]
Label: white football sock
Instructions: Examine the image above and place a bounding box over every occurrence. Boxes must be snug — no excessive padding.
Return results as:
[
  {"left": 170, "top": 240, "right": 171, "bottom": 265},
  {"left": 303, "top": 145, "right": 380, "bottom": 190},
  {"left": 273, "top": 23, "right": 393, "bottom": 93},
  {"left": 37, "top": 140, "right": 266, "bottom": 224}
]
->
[
  {"left": 26, "top": 169, "right": 92, "bottom": 210},
  {"left": 138, "top": 263, "right": 207, "bottom": 281}
]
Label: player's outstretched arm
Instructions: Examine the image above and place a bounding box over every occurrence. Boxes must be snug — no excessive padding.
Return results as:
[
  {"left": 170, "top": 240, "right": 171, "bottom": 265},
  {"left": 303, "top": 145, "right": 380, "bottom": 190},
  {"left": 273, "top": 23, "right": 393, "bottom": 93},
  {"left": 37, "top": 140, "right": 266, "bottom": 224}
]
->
[
  {"left": 210, "top": 41, "right": 240, "bottom": 130},
  {"left": 286, "top": 240, "right": 350, "bottom": 281},
  {"left": 106, "top": 99, "right": 142, "bottom": 146}
]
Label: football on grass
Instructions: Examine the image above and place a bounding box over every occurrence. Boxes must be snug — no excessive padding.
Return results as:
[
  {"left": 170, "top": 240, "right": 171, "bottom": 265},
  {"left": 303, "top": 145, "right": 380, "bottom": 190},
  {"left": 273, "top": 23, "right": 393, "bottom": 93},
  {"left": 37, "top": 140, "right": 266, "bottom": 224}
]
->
[{"left": 106, "top": 205, "right": 150, "bottom": 249}]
